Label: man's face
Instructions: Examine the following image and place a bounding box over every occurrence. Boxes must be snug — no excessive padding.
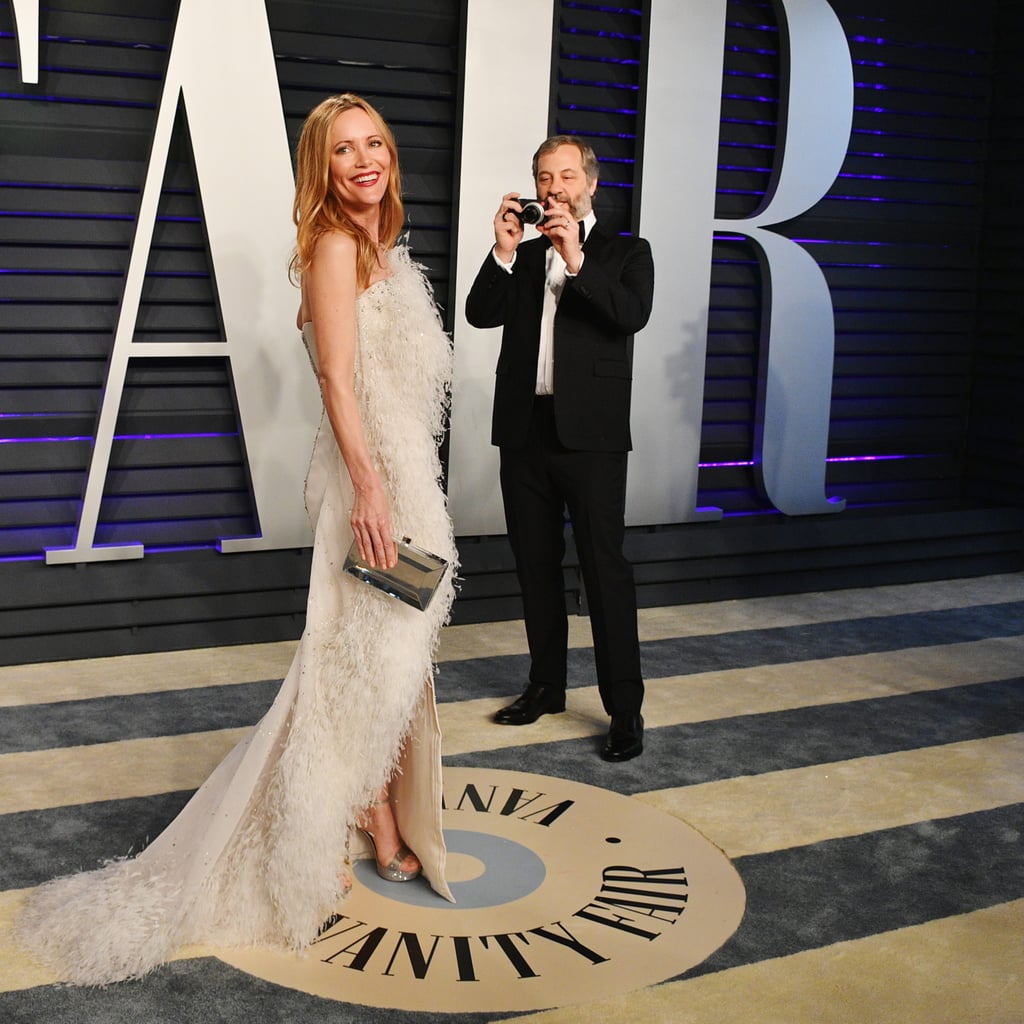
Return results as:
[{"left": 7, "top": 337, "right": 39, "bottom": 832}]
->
[{"left": 535, "top": 144, "right": 597, "bottom": 220}]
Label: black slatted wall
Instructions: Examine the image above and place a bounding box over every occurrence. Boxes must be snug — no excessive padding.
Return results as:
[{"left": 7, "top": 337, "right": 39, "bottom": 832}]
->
[
  {"left": 967, "top": 0, "right": 1024, "bottom": 508},
  {"left": 0, "top": 0, "right": 1020, "bottom": 663},
  {"left": 552, "top": 0, "right": 998, "bottom": 515}
]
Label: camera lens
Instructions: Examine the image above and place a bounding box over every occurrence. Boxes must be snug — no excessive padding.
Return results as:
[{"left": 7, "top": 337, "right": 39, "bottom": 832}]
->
[{"left": 517, "top": 200, "right": 546, "bottom": 225}]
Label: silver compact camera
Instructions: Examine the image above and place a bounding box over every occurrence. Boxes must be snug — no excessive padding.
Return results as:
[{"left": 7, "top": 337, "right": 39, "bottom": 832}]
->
[{"left": 511, "top": 198, "right": 548, "bottom": 225}]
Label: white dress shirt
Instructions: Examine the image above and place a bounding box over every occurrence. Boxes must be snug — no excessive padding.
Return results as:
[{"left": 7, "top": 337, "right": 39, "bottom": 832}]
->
[{"left": 491, "top": 210, "right": 597, "bottom": 396}]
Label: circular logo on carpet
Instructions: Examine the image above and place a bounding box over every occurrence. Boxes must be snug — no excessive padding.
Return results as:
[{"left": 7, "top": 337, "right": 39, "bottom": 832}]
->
[{"left": 218, "top": 767, "right": 745, "bottom": 1012}]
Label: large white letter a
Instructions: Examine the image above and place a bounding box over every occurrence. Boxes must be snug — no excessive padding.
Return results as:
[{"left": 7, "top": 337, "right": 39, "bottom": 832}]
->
[{"left": 47, "top": 0, "right": 319, "bottom": 565}]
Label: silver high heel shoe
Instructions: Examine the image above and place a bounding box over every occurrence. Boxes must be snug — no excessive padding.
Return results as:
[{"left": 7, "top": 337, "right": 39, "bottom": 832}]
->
[{"left": 357, "top": 827, "right": 421, "bottom": 882}]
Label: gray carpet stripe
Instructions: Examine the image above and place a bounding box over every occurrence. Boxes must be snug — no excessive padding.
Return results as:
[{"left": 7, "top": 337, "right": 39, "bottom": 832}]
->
[
  {"left": 635, "top": 601, "right": 1024, "bottom": 680},
  {"left": 444, "top": 601, "right": 1024, "bottom": 701},
  {"left": 0, "top": 959, "right": 502, "bottom": 1024},
  {"left": 688, "top": 803, "right": 1024, "bottom": 979},
  {"left": 0, "top": 680, "right": 282, "bottom": 756},
  {"left": 446, "top": 678, "right": 1024, "bottom": 794},
  {"left": 0, "top": 680, "right": 281, "bottom": 756},
  {"left": 1, "top": 789, "right": 194, "bottom": 889}
]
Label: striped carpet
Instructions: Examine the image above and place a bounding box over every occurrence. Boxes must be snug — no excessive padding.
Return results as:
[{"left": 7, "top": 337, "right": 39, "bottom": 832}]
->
[{"left": 0, "top": 572, "right": 1021, "bottom": 1022}]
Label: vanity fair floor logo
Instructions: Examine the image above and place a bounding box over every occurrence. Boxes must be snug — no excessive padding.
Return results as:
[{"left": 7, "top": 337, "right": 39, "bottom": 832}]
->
[{"left": 219, "top": 768, "right": 746, "bottom": 1013}]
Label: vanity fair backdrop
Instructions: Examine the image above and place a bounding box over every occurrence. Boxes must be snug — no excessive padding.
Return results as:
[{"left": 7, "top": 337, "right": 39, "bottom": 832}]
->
[{"left": 0, "top": 0, "right": 1021, "bottom": 662}]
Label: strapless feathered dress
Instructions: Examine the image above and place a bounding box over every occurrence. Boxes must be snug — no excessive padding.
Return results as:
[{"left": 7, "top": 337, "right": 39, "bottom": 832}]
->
[{"left": 18, "top": 246, "right": 457, "bottom": 985}]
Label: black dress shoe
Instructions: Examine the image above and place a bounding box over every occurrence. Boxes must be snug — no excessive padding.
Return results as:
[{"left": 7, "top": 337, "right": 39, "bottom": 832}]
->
[
  {"left": 493, "top": 684, "right": 566, "bottom": 725},
  {"left": 601, "top": 713, "right": 644, "bottom": 762}
]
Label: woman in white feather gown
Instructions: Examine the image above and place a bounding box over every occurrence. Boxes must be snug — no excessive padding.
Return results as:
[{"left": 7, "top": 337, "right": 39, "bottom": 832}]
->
[{"left": 17, "top": 94, "right": 457, "bottom": 985}]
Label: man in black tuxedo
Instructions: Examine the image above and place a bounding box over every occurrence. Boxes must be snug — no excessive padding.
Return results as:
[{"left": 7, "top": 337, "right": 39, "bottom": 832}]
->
[{"left": 465, "top": 135, "right": 654, "bottom": 761}]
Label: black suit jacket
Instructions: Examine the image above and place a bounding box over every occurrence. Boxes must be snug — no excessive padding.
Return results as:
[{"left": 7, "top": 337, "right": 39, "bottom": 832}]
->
[{"left": 465, "top": 224, "right": 654, "bottom": 452}]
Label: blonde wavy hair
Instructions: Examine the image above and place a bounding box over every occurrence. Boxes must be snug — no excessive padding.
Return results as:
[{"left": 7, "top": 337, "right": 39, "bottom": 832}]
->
[{"left": 290, "top": 93, "right": 404, "bottom": 289}]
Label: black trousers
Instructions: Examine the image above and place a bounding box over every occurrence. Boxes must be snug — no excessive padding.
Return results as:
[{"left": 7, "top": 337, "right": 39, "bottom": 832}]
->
[{"left": 499, "top": 396, "right": 644, "bottom": 717}]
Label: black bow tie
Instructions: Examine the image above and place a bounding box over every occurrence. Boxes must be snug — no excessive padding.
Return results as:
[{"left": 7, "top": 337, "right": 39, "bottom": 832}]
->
[{"left": 578, "top": 220, "right": 586, "bottom": 244}]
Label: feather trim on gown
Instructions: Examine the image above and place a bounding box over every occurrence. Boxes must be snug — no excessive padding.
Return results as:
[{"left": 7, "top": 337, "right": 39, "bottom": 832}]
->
[{"left": 17, "top": 246, "right": 457, "bottom": 985}]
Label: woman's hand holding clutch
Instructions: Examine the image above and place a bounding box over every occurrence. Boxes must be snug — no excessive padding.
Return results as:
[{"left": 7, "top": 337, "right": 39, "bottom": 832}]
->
[{"left": 350, "top": 474, "right": 397, "bottom": 569}]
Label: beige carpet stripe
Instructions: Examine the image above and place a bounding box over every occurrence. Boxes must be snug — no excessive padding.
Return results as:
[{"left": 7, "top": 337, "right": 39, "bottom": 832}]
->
[
  {"left": 0, "top": 888, "right": 58, "bottom": 991},
  {"left": 1, "top": 572, "right": 1019, "bottom": 707},
  {"left": 2, "top": 637, "right": 1019, "bottom": 815},
  {"left": 438, "top": 571, "right": 1024, "bottom": 660},
  {"left": 0, "top": 730, "right": 247, "bottom": 815},
  {"left": 500, "top": 899, "right": 1024, "bottom": 1024},
  {"left": 0, "top": 642, "right": 299, "bottom": 709},
  {"left": 636, "top": 733, "right": 1024, "bottom": 858}
]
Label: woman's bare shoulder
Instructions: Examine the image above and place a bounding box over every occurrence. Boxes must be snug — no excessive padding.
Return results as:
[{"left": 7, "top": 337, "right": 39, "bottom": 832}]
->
[{"left": 312, "top": 229, "right": 358, "bottom": 264}]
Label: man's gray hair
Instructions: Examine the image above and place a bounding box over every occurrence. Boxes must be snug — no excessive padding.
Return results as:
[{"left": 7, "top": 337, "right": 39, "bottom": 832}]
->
[{"left": 532, "top": 135, "right": 599, "bottom": 184}]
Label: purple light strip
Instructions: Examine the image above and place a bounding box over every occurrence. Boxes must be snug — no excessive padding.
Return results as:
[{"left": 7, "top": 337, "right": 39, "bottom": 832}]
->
[
  {"left": 719, "top": 140, "right": 777, "bottom": 152},
  {"left": 851, "top": 58, "right": 985, "bottom": 82},
  {"left": 555, "top": 128, "right": 637, "bottom": 141},
  {"left": 850, "top": 126, "right": 983, "bottom": 145},
  {"left": 562, "top": 3, "right": 643, "bottom": 16},
  {"left": 726, "top": 45, "right": 778, "bottom": 58},
  {"left": 718, "top": 162, "right": 977, "bottom": 187},
  {"left": 788, "top": 238, "right": 923, "bottom": 247},
  {"left": 560, "top": 77, "right": 639, "bottom": 91},
  {"left": 714, "top": 187, "right": 974, "bottom": 208},
  {"left": 560, "top": 53, "right": 640, "bottom": 68},
  {"left": 720, "top": 115, "right": 779, "bottom": 129},
  {"left": 561, "top": 102, "right": 638, "bottom": 116},
  {"left": 0, "top": 210, "right": 132, "bottom": 221},
  {"left": 700, "top": 454, "right": 936, "bottom": 469},
  {"left": 853, "top": 103, "right": 984, "bottom": 122},
  {"left": 847, "top": 148, "right": 979, "bottom": 166},
  {"left": 0, "top": 269, "right": 208, "bottom": 278},
  {"left": 852, "top": 79, "right": 987, "bottom": 101},
  {"left": 722, "top": 91, "right": 778, "bottom": 105},
  {"left": 0, "top": 431, "right": 238, "bottom": 445},
  {"left": 713, "top": 497, "right": 950, "bottom": 520},
  {"left": 0, "top": 181, "right": 135, "bottom": 193},
  {"left": 563, "top": 28, "right": 642, "bottom": 43},
  {"left": 847, "top": 34, "right": 981, "bottom": 57},
  {"left": 723, "top": 71, "right": 778, "bottom": 83},
  {"left": 0, "top": 212, "right": 200, "bottom": 223},
  {"left": 725, "top": 20, "right": 778, "bottom": 35},
  {"left": 0, "top": 543, "right": 222, "bottom": 563},
  {"left": 826, "top": 193, "right": 973, "bottom": 207}
]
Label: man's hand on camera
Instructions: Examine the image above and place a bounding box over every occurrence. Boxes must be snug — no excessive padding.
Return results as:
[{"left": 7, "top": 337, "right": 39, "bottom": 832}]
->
[
  {"left": 537, "top": 196, "right": 583, "bottom": 275},
  {"left": 493, "top": 192, "right": 525, "bottom": 263}
]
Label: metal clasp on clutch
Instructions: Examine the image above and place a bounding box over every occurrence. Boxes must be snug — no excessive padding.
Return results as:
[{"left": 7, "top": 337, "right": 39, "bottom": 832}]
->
[{"left": 342, "top": 537, "right": 449, "bottom": 611}]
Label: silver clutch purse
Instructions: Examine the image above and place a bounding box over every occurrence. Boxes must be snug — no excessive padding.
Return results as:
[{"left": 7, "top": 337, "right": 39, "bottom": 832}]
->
[{"left": 343, "top": 537, "right": 449, "bottom": 612}]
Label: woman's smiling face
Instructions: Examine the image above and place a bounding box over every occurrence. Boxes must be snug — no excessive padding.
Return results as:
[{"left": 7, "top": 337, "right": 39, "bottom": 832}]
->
[{"left": 328, "top": 106, "right": 391, "bottom": 215}]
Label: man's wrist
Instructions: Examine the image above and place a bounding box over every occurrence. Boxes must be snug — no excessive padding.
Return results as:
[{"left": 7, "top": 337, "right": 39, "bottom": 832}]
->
[
  {"left": 492, "top": 245, "right": 516, "bottom": 272},
  {"left": 565, "top": 251, "right": 585, "bottom": 277}
]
